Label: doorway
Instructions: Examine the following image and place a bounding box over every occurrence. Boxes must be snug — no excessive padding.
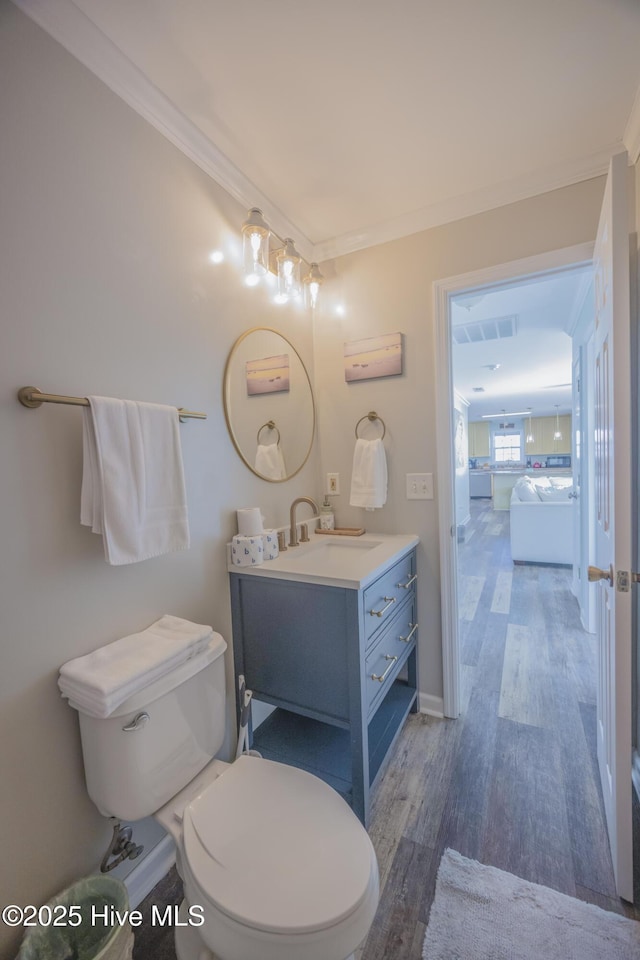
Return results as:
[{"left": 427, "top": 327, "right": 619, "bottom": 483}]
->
[{"left": 434, "top": 242, "right": 594, "bottom": 718}]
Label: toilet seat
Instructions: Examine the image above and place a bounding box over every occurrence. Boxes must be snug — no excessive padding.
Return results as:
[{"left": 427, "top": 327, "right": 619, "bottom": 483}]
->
[{"left": 182, "top": 755, "right": 378, "bottom": 937}]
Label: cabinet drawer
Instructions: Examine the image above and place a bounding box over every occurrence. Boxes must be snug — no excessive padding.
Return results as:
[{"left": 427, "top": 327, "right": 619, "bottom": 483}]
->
[
  {"left": 364, "top": 600, "right": 417, "bottom": 715},
  {"left": 363, "top": 551, "right": 416, "bottom": 647}
]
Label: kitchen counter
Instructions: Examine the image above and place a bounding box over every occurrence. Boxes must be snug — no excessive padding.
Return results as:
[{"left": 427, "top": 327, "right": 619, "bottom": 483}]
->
[{"left": 469, "top": 468, "right": 572, "bottom": 475}]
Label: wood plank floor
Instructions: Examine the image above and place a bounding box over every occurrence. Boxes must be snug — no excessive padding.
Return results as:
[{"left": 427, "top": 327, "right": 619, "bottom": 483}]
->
[{"left": 133, "top": 499, "right": 639, "bottom": 959}]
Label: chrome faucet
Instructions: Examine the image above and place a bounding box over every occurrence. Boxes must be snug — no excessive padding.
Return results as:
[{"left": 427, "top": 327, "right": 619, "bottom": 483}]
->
[{"left": 289, "top": 497, "right": 319, "bottom": 547}]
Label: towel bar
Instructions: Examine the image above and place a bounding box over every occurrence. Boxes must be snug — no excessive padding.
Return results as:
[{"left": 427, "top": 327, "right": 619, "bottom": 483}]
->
[{"left": 17, "top": 387, "right": 206, "bottom": 421}]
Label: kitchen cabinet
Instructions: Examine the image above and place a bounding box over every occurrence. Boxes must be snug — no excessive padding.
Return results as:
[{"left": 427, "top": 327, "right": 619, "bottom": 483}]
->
[
  {"left": 525, "top": 415, "right": 571, "bottom": 456},
  {"left": 229, "top": 544, "right": 418, "bottom": 825},
  {"left": 468, "top": 420, "right": 490, "bottom": 457}
]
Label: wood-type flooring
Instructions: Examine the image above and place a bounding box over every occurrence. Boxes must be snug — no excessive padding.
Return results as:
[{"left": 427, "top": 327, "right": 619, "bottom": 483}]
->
[{"left": 133, "top": 499, "right": 639, "bottom": 960}]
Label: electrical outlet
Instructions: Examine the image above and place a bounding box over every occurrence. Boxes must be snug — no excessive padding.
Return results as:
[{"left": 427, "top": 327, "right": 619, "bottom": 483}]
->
[
  {"left": 327, "top": 473, "right": 340, "bottom": 495},
  {"left": 406, "top": 473, "right": 434, "bottom": 500}
]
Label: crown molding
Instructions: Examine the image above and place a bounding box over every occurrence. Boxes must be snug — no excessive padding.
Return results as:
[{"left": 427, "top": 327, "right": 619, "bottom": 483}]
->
[
  {"left": 12, "top": 0, "right": 630, "bottom": 267},
  {"left": 623, "top": 81, "right": 640, "bottom": 165},
  {"left": 312, "top": 146, "right": 619, "bottom": 262},
  {"left": 11, "top": 0, "right": 315, "bottom": 262}
]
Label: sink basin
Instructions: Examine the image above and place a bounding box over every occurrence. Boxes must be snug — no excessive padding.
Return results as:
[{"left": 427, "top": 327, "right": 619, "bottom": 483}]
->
[
  {"left": 228, "top": 531, "right": 419, "bottom": 588},
  {"left": 284, "top": 539, "right": 382, "bottom": 574}
]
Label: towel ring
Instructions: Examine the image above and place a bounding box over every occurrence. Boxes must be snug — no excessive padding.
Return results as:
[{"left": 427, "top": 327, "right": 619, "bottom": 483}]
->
[
  {"left": 257, "top": 420, "right": 281, "bottom": 445},
  {"left": 355, "top": 411, "right": 386, "bottom": 440}
]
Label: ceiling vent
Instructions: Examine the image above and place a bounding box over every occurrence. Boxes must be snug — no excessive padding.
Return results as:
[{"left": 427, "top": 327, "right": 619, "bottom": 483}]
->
[
  {"left": 472, "top": 386, "right": 485, "bottom": 392},
  {"left": 452, "top": 314, "right": 518, "bottom": 345}
]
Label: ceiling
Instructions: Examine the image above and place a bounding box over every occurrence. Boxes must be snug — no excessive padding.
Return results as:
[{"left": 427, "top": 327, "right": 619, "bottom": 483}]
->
[
  {"left": 14, "top": 0, "right": 640, "bottom": 262},
  {"left": 452, "top": 266, "right": 592, "bottom": 420}
]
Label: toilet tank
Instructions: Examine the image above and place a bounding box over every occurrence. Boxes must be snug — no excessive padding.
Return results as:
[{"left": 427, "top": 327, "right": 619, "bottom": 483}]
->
[{"left": 74, "top": 635, "right": 227, "bottom": 821}]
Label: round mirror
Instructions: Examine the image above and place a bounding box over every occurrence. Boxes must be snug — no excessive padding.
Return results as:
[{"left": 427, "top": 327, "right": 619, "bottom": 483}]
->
[{"left": 223, "top": 327, "right": 316, "bottom": 482}]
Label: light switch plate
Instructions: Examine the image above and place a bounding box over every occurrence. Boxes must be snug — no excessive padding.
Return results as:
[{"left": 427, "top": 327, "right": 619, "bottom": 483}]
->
[{"left": 406, "top": 473, "right": 434, "bottom": 500}]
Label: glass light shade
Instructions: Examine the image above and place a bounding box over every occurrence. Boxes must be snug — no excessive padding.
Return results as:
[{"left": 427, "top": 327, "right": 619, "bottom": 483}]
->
[
  {"left": 554, "top": 407, "right": 562, "bottom": 440},
  {"left": 276, "top": 238, "right": 302, "bottom": 299},
  {"left": 242, "top": 208, "right": 270, "bottom": 280},
  {"left": 526, "top": 412, "right": 533, "bottom": 444},
  {"left": 303, "top": 262, "right": 324, "bottom": 308}
]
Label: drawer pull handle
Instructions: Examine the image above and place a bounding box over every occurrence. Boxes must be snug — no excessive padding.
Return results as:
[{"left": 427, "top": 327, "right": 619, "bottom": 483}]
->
[
  {"left": 399, "top": 623, "right": 418, "bottom": 643},
  {"left": 370, "top": 596, "right": 396, "bottom": 618},
  {"left": 371, "top": 655, "right": 398, "bottom": 683},
  {"left": 397, "top": 574, "right": 417, "bottom": 589}
]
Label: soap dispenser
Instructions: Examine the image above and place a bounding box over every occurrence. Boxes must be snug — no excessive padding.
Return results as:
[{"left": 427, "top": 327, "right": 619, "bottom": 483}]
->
[{"left": 319, "top": 497, "right": 335, "bottom": 530}]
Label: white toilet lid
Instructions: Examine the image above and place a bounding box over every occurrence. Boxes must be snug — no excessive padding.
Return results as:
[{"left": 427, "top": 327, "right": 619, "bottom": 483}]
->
[{"left": 183, "top": 755, "right": 377, "bottom": 935}]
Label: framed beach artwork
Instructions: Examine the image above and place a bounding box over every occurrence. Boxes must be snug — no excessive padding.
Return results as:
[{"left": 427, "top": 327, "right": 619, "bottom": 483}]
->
[
  {"left": 246, "top": 354, "right": 290, "bottom": 395},
  {"left": 344, "top": 332, "right": 403, "bottom": 383}
]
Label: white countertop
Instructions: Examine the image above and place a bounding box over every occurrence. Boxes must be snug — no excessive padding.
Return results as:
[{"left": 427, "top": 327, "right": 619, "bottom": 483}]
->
[{"left": 227, "top": 531, "right": 419, "bottom": 589}]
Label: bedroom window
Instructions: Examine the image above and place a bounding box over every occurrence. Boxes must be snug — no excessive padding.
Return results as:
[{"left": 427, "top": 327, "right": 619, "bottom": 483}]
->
[{"left": 494, "top": 432, "right": 521, "bottom": 462}]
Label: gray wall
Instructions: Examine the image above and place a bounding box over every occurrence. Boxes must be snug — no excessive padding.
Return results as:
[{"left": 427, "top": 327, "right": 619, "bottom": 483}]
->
[
  {"left": 313, "top": 177, "right": 606, "bottom": 709},
  {"left": 0, "top": 8, "right": 320, "bottom": 954}
]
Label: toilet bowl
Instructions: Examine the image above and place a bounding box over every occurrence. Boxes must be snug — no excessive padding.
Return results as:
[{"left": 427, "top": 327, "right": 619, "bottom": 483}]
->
[
  {"left": 163, "top": 755, "right": 379, "bottom": 960},
  {"left": 64, "top": 634, "right": 379, "bottom": 960}
]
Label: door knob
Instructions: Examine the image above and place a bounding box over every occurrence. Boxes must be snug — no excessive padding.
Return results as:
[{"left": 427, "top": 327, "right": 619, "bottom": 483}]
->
[{"left": 587, "top": 565, "right": 613, "bottom": 585}]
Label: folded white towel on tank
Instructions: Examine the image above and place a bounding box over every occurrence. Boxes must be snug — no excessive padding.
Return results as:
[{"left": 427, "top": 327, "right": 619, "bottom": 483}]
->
[
  {"left": 81, "top": 396, "right": 190, "bottom": 565},
  {"left": 58, "top": 615, "right": 213, "bottom": 717}
]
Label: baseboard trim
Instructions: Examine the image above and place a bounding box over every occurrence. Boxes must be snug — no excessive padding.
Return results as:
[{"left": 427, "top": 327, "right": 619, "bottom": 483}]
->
[
  {"left": 419, "top": 693, "right": 444, "bottom": 718},
  {"left": 124, "top": 834, "right": 176, "bottom": 909}
]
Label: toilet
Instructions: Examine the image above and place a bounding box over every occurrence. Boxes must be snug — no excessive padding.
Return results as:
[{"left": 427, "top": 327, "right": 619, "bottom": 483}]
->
[{"left": 66, "top": 633, "right": 379, "bottom": 960}]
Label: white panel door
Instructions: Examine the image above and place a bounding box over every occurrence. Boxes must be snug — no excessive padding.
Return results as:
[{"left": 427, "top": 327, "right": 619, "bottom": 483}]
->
[
  {"left": 571, "top": 353, "right": 581, "bottom": 601},
  {"left": 591, "top": 150, "right": 633, "bottom": 902}
]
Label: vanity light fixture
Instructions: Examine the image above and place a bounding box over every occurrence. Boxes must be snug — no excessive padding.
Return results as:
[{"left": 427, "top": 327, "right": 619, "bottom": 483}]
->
[
  {"left": 276, "top": 238, "right": 302, "bottom": 300},
  {"left": 241, "top": 208, "right": 324, "bottom": 307},
  {"left": 303, "top": 262, "right": 324, "bottom": 309}
]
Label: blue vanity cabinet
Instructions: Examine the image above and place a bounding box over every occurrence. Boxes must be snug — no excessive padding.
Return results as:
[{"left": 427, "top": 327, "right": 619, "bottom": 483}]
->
[{"left": 229, "top": 547, "right": 418, "bottom": 824}]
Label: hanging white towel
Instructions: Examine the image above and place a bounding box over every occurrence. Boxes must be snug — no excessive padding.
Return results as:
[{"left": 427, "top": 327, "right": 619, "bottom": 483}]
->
[
  {"left": 58, "top": 615, "right": 214, "bottom": 718},
  {"left": 81, "top": 396, "right": 190, "bottom": 565},
  {"left": 349, "top": 437, "right": 388, "bottom": 510},
  {"left": 254, "top": 442, "right": 286, "bottom": 480}
]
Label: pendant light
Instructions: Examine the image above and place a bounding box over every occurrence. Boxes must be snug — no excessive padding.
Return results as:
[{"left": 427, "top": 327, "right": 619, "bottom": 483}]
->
[
  {"left": 526, "top": 408, "right": 534, "bottom": 444},
  {"left": 553, "top": 405, "right": 562, "bottom": 441},
  {"left": 241, "top": 208, "right": 270, "bottom": 284}
]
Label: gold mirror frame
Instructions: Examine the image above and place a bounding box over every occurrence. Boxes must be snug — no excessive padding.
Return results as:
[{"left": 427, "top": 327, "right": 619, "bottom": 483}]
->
[{"left": 223, "top": 327, "right": 316, "bottom": 482}]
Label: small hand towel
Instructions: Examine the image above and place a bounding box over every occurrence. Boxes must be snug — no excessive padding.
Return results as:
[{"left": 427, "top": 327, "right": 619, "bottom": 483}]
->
[
  {"left": 349, "top": 438, "right": 388, "bottom": 510},
  {"left": 81, "top": 396, "right": 190, "bottom": 565},
  {"left": 58, "top": 615, "right": 213, "bottom": 718},
  {"left": 254, "top": 442, "right": 286, "bottom": 481}
]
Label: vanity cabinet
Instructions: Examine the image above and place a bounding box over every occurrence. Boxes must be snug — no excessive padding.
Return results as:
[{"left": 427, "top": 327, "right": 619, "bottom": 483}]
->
[{"left": 229, "top": 547, "right": 418, "bottom": 825}]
